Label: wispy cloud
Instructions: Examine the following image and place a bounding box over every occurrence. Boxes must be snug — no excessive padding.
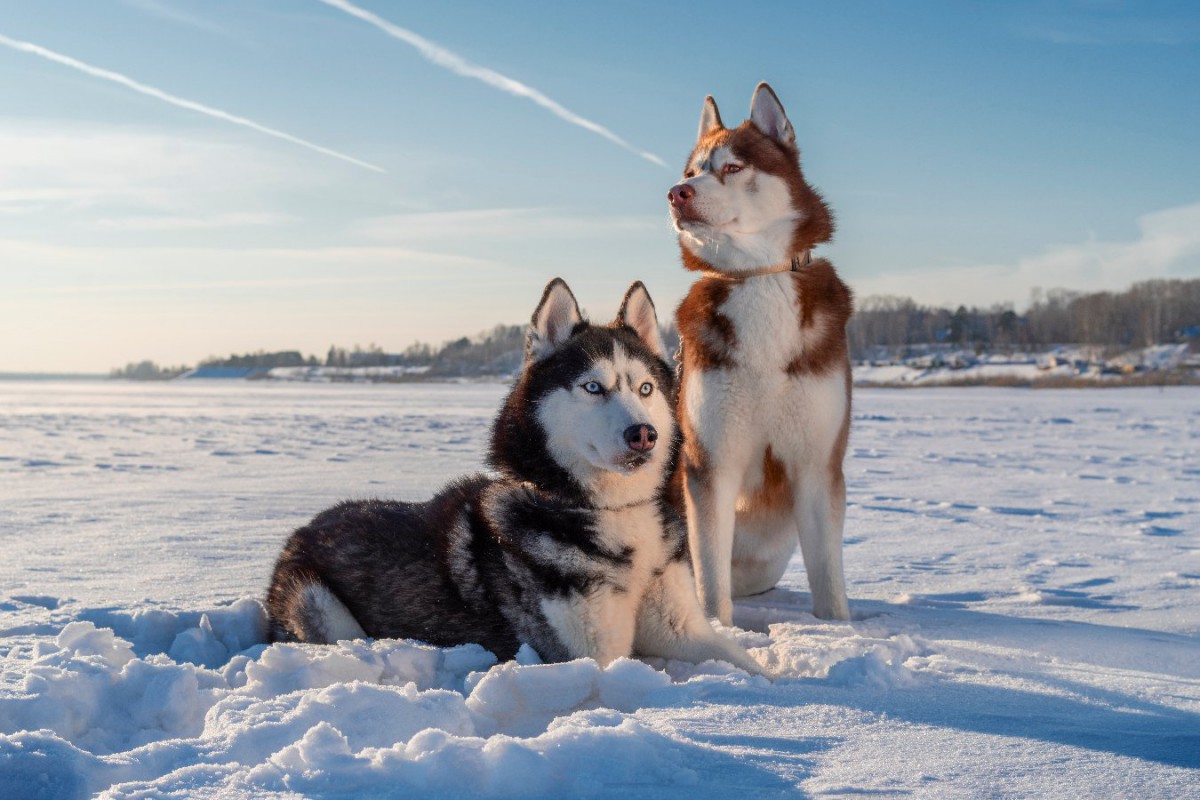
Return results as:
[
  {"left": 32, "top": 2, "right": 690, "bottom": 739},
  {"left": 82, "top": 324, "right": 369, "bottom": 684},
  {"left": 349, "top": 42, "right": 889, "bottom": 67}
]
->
[
  {"left": 14, "top": 274, "right": 468, "bottom": 295},
  {"left": 854, "top": 202, "right": 1200, "bottom": 309},
  {"left": 0, "top": 125, "right": 341, "bottom": 225},
  {"left": 316, "top": 0, "right": 666, "bottom": 168},
  {"left": 1024, "top": 23, "right": 1200, "bottom": 46},
  {"left": 88, "top": 212, "right": 296, "bottom": 231},
  {"left": 0, "top": 237, "right": 513, "bottom": 372},
  {"left": 121, "top": 0, "right": 230, "bottom": 37},
  {"left": 0, "top": 31, "right": 385, "bottom": 173},
  {"left": 1016, "top": 4, "right": 1200, "bottom": 46},
  {"left": 0, "top": 238, "right": 496, "bottom": 284}
]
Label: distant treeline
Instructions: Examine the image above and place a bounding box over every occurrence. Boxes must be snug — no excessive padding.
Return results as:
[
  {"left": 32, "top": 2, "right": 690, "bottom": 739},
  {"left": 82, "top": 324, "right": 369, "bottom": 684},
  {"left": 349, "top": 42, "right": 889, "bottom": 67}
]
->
[
  {"left": 112, "top": 278, "right": 1199, "bottom": 379},
  {"left": 405, "top": 325, "right": 526, "bottom": 377},
  {"left": 848, "top": 278, "right": 1200, "bottom": 359},
  {"left": 177, "top": 325, "right": 531, "bottom": 378},
  {"left": 109, "top": 361, "right": 190, "bottom": 380}
]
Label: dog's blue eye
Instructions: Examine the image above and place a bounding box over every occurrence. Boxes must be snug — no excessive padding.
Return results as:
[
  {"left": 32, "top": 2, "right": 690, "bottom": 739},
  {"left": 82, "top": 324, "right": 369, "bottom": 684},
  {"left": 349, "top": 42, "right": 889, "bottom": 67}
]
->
[
  {"left": 639, "top": 382, "right": 654, "bottom": 397},
  {"left": 582, "top": 381, "right": 603, "bottom": 395}
]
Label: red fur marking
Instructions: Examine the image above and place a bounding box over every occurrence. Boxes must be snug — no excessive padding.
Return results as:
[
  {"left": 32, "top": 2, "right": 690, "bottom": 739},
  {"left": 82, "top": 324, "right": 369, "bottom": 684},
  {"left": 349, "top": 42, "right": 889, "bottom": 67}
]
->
[
  {"left": 731, "top": 125, "right": 834, "bottom": 253},
  {"left": 742, "top": 446, "right": 793, "bottom": 516},
  {"left": 675, "top": 277, "right": 736, "bottom": 371},
  {"left": 680, "top": 247, "right": 717, "bottom": 274},
  {"left": 784, "top": 259, "right": 854, "bottom": 377}
]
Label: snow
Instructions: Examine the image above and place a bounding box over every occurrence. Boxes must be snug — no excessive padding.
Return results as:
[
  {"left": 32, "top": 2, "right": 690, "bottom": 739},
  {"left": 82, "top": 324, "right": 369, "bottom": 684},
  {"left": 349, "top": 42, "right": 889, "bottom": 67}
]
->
[
  {"left": 264, "top": 365, "right": 435, "bottom": 382},
  {"left": 1, "top": 379, "right": 1198, "bottom": 798},
  {"left": 854, "top": 360, "right": 1057, "bottom": 385},
  {"left": 853, "top": 343, "right": 1194, "bottom": 386}
]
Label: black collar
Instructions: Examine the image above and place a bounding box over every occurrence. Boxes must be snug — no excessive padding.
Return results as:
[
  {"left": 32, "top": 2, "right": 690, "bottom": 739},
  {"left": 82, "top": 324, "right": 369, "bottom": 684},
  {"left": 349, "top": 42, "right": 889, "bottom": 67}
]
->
[{"left": 790, "top": 250, "right": 814, "bottom": 271}]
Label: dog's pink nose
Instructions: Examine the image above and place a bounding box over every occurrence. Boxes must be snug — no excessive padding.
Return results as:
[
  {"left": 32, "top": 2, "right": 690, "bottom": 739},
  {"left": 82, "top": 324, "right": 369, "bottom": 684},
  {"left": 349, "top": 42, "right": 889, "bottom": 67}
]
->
[
  {"left": 667, "top": 183, "right": 695, "bottom": 207},
  {"left": 623, "top": 424, "right": 657, "bottom": 452}
]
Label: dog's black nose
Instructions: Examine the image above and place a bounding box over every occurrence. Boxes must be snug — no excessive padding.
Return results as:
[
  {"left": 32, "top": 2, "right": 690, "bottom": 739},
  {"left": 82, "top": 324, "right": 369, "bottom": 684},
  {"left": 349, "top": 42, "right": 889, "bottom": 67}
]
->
[
  {"left": 667, "top": 183, "right": 695, "bottom": 206},
  {"left": 624, "top": 424, "right": 657, "bottom": 452}
]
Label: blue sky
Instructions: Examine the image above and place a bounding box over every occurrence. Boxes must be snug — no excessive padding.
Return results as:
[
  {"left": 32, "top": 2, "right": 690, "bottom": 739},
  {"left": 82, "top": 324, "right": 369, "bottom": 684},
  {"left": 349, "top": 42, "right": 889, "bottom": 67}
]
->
[{"left": 1, "top": 0, "right": 1198, "bottom": 372}]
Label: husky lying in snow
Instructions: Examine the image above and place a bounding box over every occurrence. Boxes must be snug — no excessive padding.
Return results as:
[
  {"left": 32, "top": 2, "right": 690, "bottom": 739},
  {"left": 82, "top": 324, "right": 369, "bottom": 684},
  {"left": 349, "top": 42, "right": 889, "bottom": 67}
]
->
[
  {"left": 668, "top": 82, "right": 854, "bottom": 624},
  {"left": 267, "top": 278, "right": 762, "bottom": 673}
]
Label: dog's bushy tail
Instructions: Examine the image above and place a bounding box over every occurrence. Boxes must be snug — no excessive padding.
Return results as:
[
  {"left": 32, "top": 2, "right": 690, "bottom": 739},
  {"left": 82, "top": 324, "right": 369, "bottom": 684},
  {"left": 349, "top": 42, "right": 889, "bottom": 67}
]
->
[{"left": 266, "top": 562, "right": 365, "bottom": 644}]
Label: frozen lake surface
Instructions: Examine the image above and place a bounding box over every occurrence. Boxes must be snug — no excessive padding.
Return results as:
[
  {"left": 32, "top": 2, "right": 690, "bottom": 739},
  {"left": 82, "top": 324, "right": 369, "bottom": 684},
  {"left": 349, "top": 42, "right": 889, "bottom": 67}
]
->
[{"left": 1, "top": 380, "right": 1198, "bottom": 798}]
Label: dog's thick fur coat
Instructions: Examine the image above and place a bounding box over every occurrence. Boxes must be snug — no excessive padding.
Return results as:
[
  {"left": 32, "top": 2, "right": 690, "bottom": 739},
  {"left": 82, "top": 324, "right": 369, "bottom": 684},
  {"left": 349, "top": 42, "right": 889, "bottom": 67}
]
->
[
  {"left": 668, "top": 83, "right": 853, "bottom": 624},
  {"left": 266, "top": 279, "right": 761, "bottom": 672}
]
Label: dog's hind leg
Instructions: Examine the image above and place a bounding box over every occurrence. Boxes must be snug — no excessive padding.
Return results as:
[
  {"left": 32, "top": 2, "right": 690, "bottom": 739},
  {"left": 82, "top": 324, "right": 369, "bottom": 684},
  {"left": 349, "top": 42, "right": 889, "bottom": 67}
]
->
[
  {"left": 730, "top": 506, "right": 798, "bottom": 598},
  {"left": 792, "top": 467, "right": 850, "bottom": 621}
]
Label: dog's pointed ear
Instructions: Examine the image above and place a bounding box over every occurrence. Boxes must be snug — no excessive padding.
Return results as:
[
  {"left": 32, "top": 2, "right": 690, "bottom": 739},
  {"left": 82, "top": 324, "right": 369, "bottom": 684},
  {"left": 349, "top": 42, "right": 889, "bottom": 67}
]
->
[
  {"left": 749, "top": 82, "right": 795, "bottom": 149},
  {"left": 698, "top": 95, "right": 724, "bottom": 140},
  {"left": 528, "top": 277, "right": 583, "bottom": 361},
  {"left": 616, "top": 281, "right": 667, "bottom": 361}
]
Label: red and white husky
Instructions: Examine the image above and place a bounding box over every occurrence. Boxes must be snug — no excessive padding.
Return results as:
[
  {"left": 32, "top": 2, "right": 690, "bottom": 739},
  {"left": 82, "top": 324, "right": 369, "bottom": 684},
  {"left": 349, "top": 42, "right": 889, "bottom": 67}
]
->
[{"left": 668, "top": 82, "right": 853, "bottom": 624}]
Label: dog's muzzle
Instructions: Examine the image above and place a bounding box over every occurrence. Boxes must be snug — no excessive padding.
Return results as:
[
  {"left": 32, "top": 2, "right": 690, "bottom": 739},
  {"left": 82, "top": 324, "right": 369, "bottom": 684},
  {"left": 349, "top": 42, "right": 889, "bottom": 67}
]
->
[{"left": 667, "top": 183, "right": 703, "bottom": 224}]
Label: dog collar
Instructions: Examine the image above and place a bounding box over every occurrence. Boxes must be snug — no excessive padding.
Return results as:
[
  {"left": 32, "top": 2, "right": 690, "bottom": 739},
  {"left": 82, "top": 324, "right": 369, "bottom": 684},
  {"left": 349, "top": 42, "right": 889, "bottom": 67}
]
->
[
  {"left": 518, "top": 480, "right": 657, "bottom": 513},
  {"left": 595, "top": 496, "right": 657, "bottom": 512},
  {"left": 705, "top": 249, "right": 812, "bottom": 280}
]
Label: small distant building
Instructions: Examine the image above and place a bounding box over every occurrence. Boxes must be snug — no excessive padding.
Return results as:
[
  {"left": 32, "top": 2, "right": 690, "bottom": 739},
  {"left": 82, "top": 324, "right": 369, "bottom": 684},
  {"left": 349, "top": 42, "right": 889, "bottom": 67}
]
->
[
  {"left": 181, "top": 366, "right": 273, "bottom": 379},
  {"left": 1176, "top": 324, "right": 1200, "bottom": 341}
]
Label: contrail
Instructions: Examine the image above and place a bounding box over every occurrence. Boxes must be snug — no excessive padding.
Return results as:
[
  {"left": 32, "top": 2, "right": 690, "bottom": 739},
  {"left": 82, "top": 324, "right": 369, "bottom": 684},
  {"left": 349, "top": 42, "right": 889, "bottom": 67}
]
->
[
  {"left": 0, "top": 31, "right": 385, "bottom": 173},
  {"left": 317, "top": 0, "right": 667, "bottom": 168}
]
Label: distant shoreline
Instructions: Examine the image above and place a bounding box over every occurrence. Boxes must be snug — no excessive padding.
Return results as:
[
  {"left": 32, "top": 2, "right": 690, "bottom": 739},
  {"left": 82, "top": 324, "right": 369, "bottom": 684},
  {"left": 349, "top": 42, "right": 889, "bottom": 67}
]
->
[
  {"left": 3, "top": 370, "right": 1197, "bottom": 389},
  {"left": 0, "top": 372, "right": 108, "bottom": 381}
]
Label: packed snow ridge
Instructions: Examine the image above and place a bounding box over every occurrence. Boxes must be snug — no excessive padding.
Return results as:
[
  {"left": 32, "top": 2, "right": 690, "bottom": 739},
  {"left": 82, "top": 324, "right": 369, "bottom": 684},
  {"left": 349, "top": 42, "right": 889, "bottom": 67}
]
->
[{"left": 3, "top": 597, "right": 931, "bottom": 797}]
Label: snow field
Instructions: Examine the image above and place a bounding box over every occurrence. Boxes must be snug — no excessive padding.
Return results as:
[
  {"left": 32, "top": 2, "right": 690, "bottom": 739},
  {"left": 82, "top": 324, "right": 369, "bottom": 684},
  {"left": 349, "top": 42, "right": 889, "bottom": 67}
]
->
[{"left": 1, "top": 381, "right": 1198, "bottom": 797}]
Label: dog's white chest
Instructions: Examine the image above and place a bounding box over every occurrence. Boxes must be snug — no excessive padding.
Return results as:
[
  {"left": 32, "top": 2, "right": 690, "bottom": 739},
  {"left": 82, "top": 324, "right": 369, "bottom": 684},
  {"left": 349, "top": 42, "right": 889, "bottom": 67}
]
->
[
  {"left": 682, "top": 273, "right": 847, "bottom": 458},
  {"left": 724, "top": 274, "right": 809, "bottom": 371},
  {"left": 595, "top": 504, "right": 668, "bottom": 587}
]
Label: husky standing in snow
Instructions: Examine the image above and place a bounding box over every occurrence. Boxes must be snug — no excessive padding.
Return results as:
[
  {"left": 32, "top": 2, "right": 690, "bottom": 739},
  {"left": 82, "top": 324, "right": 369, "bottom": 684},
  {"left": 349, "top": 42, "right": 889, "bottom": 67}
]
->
[
  {"left": 668, "top": 83, "right": 854, "bottom": 624},
  {"left": 266, "top": 278, "right": 762, "bottom": 673}
]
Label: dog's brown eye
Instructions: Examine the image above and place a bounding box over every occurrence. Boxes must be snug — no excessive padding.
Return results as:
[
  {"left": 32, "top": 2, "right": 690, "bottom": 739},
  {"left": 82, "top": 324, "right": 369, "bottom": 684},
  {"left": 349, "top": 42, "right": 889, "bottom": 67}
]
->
[
  {"left": 639, "top": 382, "right": 654, "bottom": 397},
  {"left": 723, "top": 163, "right": 743, "bottom": 175},
  {"left": 684, "top": 169, "right": 696, "bottom": 179}
]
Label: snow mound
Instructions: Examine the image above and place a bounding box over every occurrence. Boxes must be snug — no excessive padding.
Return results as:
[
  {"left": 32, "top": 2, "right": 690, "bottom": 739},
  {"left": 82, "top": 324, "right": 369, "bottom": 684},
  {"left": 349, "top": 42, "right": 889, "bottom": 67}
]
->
[
  {"left": 0, "top": 599, "right": 908, "bottom": 798},
  {"left": 74, "top": 598, "right": 269, "bottom": 663},
  {"left": 232, "top": 713, "right": 698, "bottom": 798},
  {"left": 760, "top": 622, "right": 925, "bottom": 689},
  {"left": 4, "top": 621, "right": 223, "bottom": 755}
]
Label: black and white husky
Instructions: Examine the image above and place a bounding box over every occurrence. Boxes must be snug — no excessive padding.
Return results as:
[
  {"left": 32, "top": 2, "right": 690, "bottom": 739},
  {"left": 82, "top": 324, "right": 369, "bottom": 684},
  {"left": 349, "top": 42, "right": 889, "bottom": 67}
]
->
[{"left": 266, "top": 278, "right": 761, "bottom": 673}]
